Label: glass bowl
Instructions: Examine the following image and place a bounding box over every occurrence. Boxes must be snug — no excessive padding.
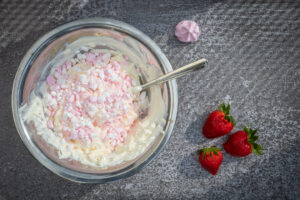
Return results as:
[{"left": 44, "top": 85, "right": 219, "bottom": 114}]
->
[{"left": 11, "top": 18, "right": 178, "bottom": 183}]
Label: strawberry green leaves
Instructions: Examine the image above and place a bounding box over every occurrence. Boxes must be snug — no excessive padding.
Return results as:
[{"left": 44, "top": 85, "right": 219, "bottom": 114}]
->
[
  {"left": 197, "top": 146, "right": 221, "bottom": 159},
  {"left": 220, "top": 103, "right": 236, "bottom": 126},
  {"left": 220, "top": 103, "right": 230, "bottom": 115},
  {"left": 252, "top": 143, "right": 263, "bottom": 155},
  {"left": 225, "top": 115, "right": 236, "bottom": 126},
  {"left": 244, "top": 126, "right": 263, "bottom": 155}
]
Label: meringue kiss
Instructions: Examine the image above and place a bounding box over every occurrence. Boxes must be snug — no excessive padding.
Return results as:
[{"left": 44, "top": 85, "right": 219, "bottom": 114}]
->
[{"left": 175, "top": 20, "right": 200, "bottom": 42}]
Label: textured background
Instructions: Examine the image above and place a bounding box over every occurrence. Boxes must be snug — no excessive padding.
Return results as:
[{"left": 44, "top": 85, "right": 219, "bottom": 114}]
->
[{"left": 0, "top": 0, "right": 300, "bottom": 199}]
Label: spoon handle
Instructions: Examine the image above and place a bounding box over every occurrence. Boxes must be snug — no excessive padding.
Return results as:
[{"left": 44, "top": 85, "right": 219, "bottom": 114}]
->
[{"left": 140, "top": 58, "right": 207, "bottom": 90}]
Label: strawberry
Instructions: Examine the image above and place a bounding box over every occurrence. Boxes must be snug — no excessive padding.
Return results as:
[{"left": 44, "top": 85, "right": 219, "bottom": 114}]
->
[
  {"left": 203, "top": 103, "right": 235, "bottom": 138},
  {"left": 224, "top": 126, "right": 263, "bottom": 157},
  {"left": 197, "top": 146, "right": 223, "bottom": 175}
]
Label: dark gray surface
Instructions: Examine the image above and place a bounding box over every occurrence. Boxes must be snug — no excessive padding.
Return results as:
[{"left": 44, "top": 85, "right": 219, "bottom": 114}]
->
[{"left": 1, "top": 0, "right": 300, "bottom": 199}]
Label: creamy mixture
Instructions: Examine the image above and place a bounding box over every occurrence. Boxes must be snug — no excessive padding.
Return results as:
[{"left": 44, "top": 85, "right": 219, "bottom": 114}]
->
[{"left": 20, "top": 36, "right": 166, "bottom": 168}]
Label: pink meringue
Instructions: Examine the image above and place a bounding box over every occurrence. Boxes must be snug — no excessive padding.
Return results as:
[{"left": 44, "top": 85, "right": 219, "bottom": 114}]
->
[
  {"left": 175, "top": 20, "right": 200, "bottom": 42},
  {"left": 45, "top": 53, "right": 139, "bottom": 147}
]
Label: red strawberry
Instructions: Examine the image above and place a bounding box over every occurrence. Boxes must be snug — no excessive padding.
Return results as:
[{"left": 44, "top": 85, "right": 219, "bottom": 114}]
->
[
  {"left": 203, "top": 103, "right": 235, "bottom": 138},
  {"left": 224, "top": 126, "right": 263, "bottom": 157},
  {"left": 197, "top": 146, "right": 223, "bottom": 175}
]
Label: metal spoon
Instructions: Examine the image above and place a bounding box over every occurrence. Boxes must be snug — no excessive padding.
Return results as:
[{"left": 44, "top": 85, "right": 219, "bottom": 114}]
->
[{"left": 139, "top": 58, "right": 207, "bottom": 90}]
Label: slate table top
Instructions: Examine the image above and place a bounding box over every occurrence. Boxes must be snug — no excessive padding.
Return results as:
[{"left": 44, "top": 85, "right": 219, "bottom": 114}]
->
[{"left": 0, "top": 0, "right": 299, "bottom": 199}]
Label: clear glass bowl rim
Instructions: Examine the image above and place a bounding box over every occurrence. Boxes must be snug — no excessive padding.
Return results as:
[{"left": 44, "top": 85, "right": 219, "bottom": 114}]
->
[{"left": 11, "top": 18, "right": 178, "bottom": 183}]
